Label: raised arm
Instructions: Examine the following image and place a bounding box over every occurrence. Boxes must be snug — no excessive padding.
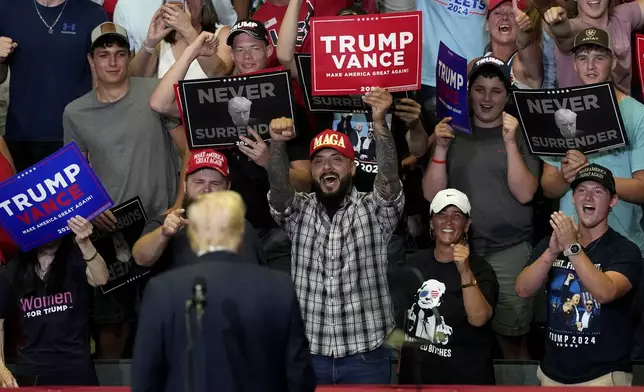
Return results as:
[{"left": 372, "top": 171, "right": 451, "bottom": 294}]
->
[
  {"left": 150, "top": 31, "right": 219, "bottom": 117},
  {"left": 276, "top": 0, "right": 302, "bottom": 79},
  {"left": 394, "top": 98, "right": 430, "bottom": 157},
  {"left": 267, "top": 118, "right": 297, "bottom": 212},
  {"left": 129, "top": 8, "right": 170, "bottom": 77},
  {"left": 363, "top": 88, "right": 401, "bottom": 200},
  {"left": 513, "top": 4, "right": 543, "bottom": 89},
  {"left": 68, "top": 216, "right": 109, "bottom": 287},
  {"left": 543, "top": 6, "right": 575, "bottom": 53},
  {"left": 502, "top": 113, "right": 538, "bottom": 203},
  {"left": 422, "top": 117, "right": 454, "bottom": 201}
]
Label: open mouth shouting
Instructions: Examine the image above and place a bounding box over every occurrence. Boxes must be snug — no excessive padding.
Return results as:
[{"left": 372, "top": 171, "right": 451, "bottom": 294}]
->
[
  {"left": 499, "top": 24, "right": 512, "bottom": 34},
  {"left": 581, "top": 204, "right": 596, "bottom": 216},
  {"left": 321, "top": 172, "right": 339, "bottom": 188}
]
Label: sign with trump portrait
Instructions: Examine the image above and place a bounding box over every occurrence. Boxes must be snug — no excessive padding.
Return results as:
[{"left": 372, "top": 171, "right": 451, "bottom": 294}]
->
[
  {"left": 178, "top": 69, "right": 296, "bottom": 148},
  {"left": 512, "top": 83, "right": 628, "bottom": 156}
]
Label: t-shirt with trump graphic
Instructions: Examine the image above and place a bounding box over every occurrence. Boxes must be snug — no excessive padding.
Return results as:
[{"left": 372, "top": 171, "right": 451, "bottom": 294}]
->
[
  {"left": 0, "top": 242, "right": 92, "bottom": 372},
  {"left": 398, "top": 249, "right": 498, "bottom": 385}
]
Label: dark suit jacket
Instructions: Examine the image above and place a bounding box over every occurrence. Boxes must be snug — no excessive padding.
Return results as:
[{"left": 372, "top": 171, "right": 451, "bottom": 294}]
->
[
  {"left": 132, "top": 251, "right": 316, "bottom": 392},
  {"left": 359, "top": 137, "right": 376, "bottom": 161}
]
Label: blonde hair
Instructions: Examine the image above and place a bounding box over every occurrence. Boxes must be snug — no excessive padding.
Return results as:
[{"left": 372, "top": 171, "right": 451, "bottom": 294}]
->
[{"left": 187, "top": 191, "right": 246, "bottom": 254}]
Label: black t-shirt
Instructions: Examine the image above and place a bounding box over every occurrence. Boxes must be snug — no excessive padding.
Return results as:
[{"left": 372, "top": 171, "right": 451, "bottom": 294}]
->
[
  {"left": 398, "top": 248, "right": 499, "bottom": 385},
  {"left": 0, "top": 247, "right": 92, "bottom": 372},
  {"left": 532, "top": 228, "right": 643, "bottom": 384},
  {"left": 141, "top": 215, "right": 267, "bottom": 277},
  {"left": 223, "top": 105, "right": 312, "bottom": 229}
]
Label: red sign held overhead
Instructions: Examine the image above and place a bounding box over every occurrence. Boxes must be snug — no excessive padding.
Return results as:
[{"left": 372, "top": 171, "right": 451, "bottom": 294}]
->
[{"left": 310, "top": 11, "right": 422, "bottom": 96}]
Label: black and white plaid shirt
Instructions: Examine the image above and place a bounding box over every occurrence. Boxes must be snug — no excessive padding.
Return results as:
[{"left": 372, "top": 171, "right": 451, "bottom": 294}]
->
[{"left": 269, "top": 185, "right": 404, "bottom": 357}]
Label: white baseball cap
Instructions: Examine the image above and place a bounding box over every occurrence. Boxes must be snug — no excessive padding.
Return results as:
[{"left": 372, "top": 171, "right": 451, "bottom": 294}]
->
[
  {"left": 90, "top": 22, "right": 129, "bottom": 52},
  {"left": 430, "top": 189, "right": 471, "bottom": 215}
]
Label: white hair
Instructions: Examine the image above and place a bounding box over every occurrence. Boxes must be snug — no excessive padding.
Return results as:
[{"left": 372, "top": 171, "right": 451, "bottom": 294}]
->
[{"left": 554, "top": 108, "right": 577, "bottom": 126}]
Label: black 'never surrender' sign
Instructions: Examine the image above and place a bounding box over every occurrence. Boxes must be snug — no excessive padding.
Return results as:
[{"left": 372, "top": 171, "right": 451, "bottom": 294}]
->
[
  {"left": 512, "top": 83, "right": 628, "bottom": 156},
  {"left": 179, "top": 70, "right": 296, "bottom": 148}
]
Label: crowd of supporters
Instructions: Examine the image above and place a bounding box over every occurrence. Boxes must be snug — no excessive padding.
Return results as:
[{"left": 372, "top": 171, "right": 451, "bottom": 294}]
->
[{"left": 0, "top": 0, "right": 643, "bottom": 388}]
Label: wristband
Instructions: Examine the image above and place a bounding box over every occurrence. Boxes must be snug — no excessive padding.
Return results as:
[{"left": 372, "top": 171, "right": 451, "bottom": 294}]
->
[
  {"left": 432, "top": 158, "right": 446, "bottom": 164},
  {"left": 142, "top": 43, "right": 155, "bottom": 54},
  {"left": 83, "top": 250, "right": 98, "bottom": 263}
]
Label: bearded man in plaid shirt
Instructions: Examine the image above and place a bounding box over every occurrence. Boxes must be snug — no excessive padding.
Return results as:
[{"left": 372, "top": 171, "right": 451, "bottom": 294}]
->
[{"left": 266, "top": 87, "right": 405, "bottom": 385}]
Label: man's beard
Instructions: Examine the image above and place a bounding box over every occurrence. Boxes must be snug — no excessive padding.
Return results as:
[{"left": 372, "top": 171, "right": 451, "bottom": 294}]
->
[{"left": 312, "top": 174, "right": 353, "bottom": 208}]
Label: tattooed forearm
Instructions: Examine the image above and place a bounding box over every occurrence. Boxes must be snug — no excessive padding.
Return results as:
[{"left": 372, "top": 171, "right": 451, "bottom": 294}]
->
[
  {"left": 268, "top": 141, "right": 295, "bottom": 212},
  {"left": 373, "top": 121, "right": 401, "bottom": 200}
]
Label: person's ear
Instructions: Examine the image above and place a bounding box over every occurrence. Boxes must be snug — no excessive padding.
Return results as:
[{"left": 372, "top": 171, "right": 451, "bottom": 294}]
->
[
  {"left": 226, "top": 179, "right": 231, "bottom": 190},
  {"left": 267, "top": 45, "right": 274, "bottom": 58},
  {"left": 611, "top": 55, "right": 617, "bottom": 72},
  {"left": 464, "top": 218, "right": 472, "bottom": 234},
  {"left": 610, "top": 193, "right": 618, "bottom": 208}
]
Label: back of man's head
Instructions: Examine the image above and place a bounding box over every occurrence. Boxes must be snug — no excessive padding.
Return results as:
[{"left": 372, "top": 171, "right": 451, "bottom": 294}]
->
[{"left": 187, "top": 191, "right": 246, "bottom": 255}]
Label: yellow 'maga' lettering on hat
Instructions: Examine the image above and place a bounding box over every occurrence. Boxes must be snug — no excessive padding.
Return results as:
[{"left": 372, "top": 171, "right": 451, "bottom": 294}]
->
[{"left": 313, "top": 133, "right": 347, "bottom": 150}]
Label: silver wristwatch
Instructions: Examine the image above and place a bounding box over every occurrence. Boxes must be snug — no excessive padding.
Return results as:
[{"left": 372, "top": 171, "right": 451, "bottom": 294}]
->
[{"left": 563, "top": 243, "right": 582, "bottom": 257}]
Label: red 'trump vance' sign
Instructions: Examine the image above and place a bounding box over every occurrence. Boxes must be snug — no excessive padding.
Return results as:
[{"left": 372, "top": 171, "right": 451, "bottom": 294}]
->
[{"left": 310, "top": 11, "right": 422, "bottom": 96}]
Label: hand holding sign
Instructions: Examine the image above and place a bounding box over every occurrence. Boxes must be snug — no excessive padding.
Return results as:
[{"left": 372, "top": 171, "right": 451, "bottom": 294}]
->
[
  {"left": 513, "top": 0, "right": 532, "bottom": 33},
  {"left": 561, "top": 150, "right": 588, "bottom": 184},
  {"left": 239, "top": 128, "right": 270, "bottom": 169},
  {"left": 394, "top": 98, "right": 422, "bottom": 130},
  {"left": 145, "top": 8, "right": 173, "bottom": 48},
  {"left": 501, "top": 112, "right": 519, "bottom": 144},
  {"left": 68, "top": 216, "right": 94, "bottom": 244},
  {"left": 269, "top": 117, "right": 296, "bottom": 142},
  {"left": 543, "top": 6, "right": 567, "bottom": 26},
  {"left": 93, "top": 210, "right": 118, "bottom": 233},
  {"left": 363, "top": 87, "right": 394, "bottom": 126},
  {"left": 0, "top": 37, "right": 17, "bottom": 62},
  {"left": 434, "top": 117, "right": 455, "bottom": 150},
  {"left": 162, "top": 208, "right": 188, "bottom": 237}
]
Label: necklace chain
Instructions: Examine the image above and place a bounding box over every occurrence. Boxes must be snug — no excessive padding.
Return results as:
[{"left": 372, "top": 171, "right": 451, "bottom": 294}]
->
[{"left": 33, "top": 0, "right": 68, "bottom": 35}]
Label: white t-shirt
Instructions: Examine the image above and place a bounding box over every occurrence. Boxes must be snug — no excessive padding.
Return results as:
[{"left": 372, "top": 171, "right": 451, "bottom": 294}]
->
[{"left": 114, "top": 0, "right": 237, "bottom": 53}]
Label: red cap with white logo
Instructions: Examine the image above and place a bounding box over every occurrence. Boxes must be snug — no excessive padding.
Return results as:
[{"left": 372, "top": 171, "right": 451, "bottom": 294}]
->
[
  {"left": 186, "top": 149, "right": 229, "bottom": 177},
  {"left": 309, "top": 130, "right": 355, "bottom": 160}
]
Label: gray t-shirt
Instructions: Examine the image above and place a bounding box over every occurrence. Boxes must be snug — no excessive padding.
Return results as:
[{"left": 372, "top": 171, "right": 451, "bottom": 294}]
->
[
  {"left": 447, "top": 125, "right": 541, "bottom": 256},
  {"left": 63, "top": 77, "right": 180, "bottom": 217}
]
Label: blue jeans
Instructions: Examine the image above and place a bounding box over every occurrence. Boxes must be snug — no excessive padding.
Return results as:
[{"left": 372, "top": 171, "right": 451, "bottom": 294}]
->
[{"left": 311, "top": 345, "right": 392, "bottom": 385}]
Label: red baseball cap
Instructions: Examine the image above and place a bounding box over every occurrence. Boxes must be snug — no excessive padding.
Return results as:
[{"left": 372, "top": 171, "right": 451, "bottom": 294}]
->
[
  {"left": 186, "top": 149, "right": 230, "bottom": 177},
  {"left": 309, "top": 130, "right": 355, "bottom": 160}
]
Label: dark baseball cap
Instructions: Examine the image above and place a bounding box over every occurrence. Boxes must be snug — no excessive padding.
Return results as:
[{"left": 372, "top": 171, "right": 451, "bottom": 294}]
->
[
  {"left": 571, "top": 163, "right": 616, "bottom": 194},
  {"left": 467, "top": 56, "right": 512, "bottom": 90},
  {"left": 226, "top": 19, "right": 269, "bottom": 46},
  {"left": 572, "top": 28, "right": 612, "bottom": 53}
]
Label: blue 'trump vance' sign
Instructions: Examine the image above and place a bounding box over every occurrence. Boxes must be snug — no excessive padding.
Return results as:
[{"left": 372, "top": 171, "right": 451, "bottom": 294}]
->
[{"left": 0, "top": 142, "right": 113, "bottom": 251}]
